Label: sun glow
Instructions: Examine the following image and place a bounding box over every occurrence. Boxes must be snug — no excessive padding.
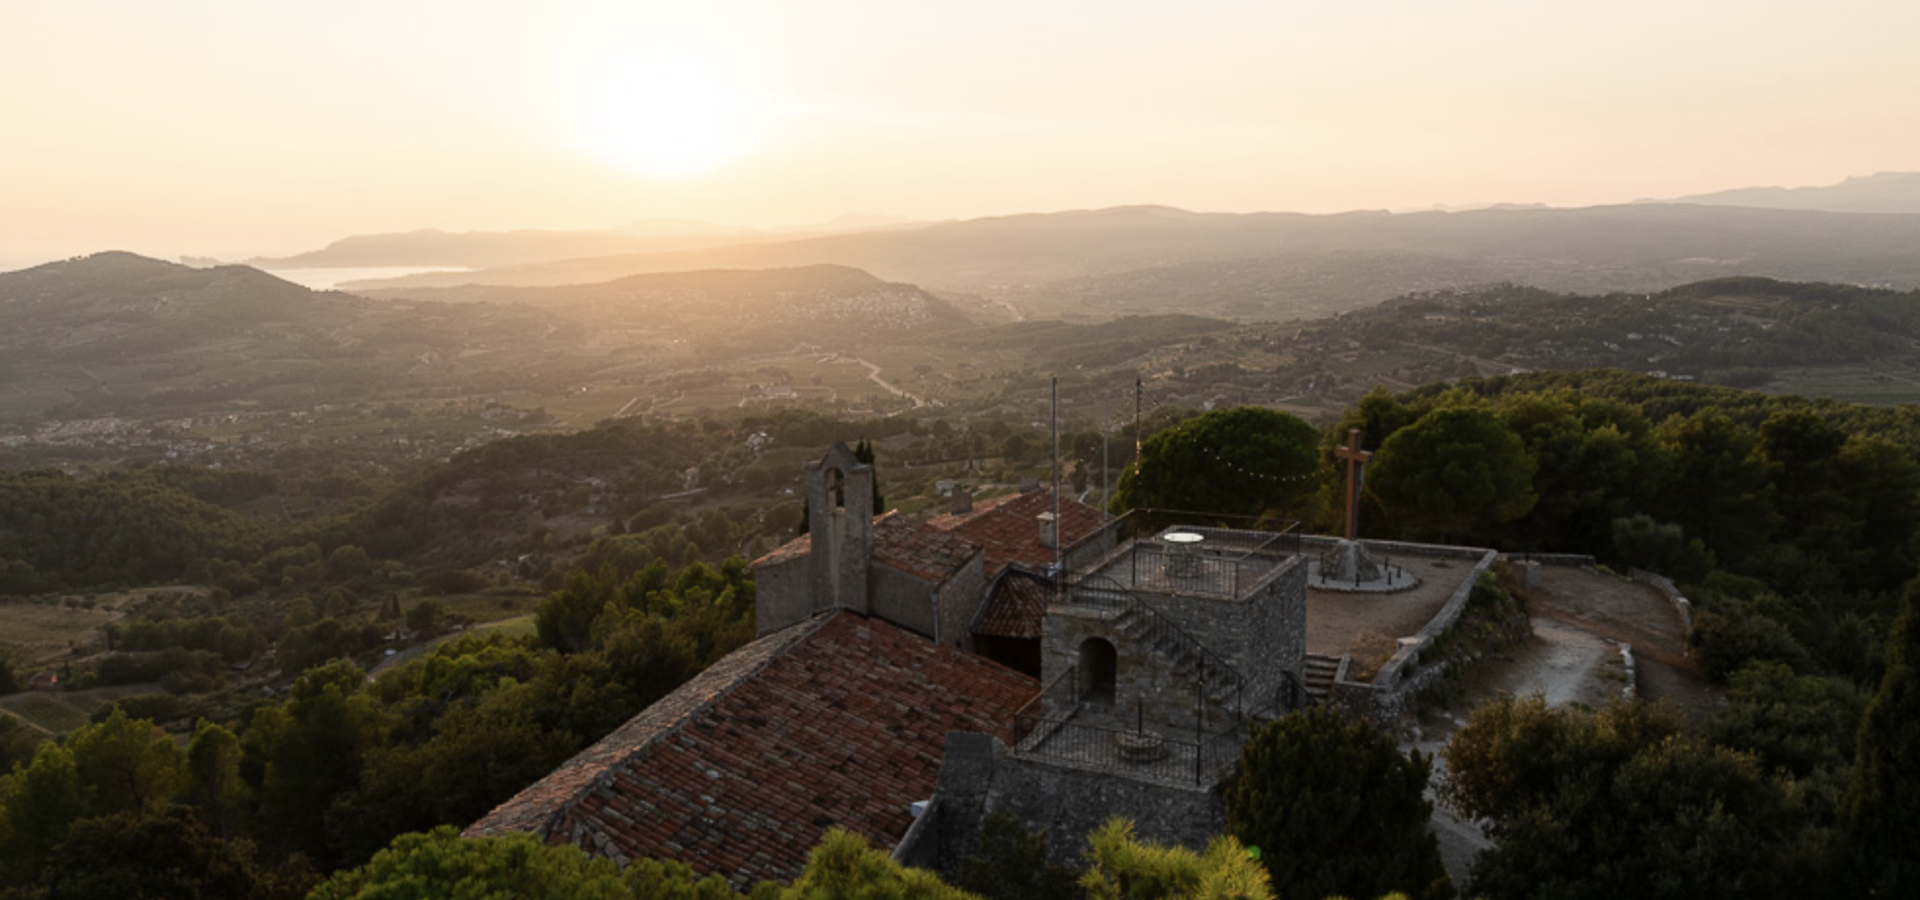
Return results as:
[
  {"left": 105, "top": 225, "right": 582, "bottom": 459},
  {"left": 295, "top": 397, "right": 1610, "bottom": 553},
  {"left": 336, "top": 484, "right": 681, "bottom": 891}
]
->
[{"left": 574, "top": 48, "right": 760, "bottom": 179}]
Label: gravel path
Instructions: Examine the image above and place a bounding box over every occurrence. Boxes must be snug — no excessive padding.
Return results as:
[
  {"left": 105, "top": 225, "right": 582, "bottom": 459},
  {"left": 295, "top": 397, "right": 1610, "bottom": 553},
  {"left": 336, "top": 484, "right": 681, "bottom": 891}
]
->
[{"left": 1402, "top": 563, "right": 1720, "bottom": 890}]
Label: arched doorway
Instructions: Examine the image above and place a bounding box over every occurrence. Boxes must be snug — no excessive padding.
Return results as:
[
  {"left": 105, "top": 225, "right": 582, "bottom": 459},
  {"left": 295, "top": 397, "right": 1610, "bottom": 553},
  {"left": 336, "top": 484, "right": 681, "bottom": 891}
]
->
[{"left": 1078, "top": 637, "right": 1117, "bottom": 705}]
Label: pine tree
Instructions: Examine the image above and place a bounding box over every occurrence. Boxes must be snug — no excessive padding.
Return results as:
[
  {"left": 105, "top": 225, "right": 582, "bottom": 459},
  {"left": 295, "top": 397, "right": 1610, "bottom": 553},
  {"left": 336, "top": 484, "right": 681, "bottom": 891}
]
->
[
  {"left": 1842, "top": 588, "right": 1920, "bottom": 896},
  {"left": 1223, "top": 706, "right": 1453, "bottom": 900}
]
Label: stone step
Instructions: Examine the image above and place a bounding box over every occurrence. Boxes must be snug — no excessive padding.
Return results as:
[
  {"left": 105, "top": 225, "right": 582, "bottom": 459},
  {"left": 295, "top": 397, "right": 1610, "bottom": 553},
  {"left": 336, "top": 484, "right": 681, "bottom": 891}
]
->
[
  {"left": 1112, "top": 601, "right": 1246, "bottom": 706},
  {"left": 1301, "top": 653, "right": 1343, "bottom": 701}
]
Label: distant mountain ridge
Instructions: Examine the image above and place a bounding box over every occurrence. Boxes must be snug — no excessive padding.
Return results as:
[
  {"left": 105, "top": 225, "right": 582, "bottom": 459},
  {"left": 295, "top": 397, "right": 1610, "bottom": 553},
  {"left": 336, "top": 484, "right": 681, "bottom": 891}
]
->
[
  {"left": 1663, "top": 172, "right": 1920, "bottom": 214},
  {"left": 251, "top": 217, "right": 925, "bottom": 270},
  {"left": 344, "top": 203, "right": 1920, "bottom": 308}
]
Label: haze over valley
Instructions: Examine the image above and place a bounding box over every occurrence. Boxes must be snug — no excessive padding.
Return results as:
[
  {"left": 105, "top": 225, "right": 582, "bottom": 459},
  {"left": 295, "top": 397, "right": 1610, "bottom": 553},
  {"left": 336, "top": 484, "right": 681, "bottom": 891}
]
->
[{"left": 5, "top": 3, "right": 1920, "bottom": 898}]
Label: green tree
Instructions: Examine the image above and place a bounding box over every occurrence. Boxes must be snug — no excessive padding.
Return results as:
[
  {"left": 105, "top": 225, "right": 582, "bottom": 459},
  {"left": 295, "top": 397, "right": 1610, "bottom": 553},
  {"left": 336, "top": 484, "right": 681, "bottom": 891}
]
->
[
  {"left": 0, "top": 714, "right": 43, "bottom": 777},
  {"left": 1443, "top": 695, "right": 1807, "bottom": 900},
  {"left": 1110, "top": 406, "right": 1320, "bottom": 522},
  {"left": 855, "top": 438, "right": 886, "bottom": 513},
  {"left": 324, "top": 692, "right": 579, "bottom": 865},
  {"left": 241, "top": 659, "right": 389, "bottom": 865},
  {"left": 1223, "top": 707, "right": 1452, "bottom": 900},
  {"left": 66, "top": 707, "right": 187, "bottom": 816},
  {"left": 784, "top": 828, "right": 978, "bottom": 900},
  {"left": 405, "top": 598, "right": 449, "bottom": 637},
  {"left": 1369, "top": 405, "right": 1537, "bottom": 542},
  {"left": 954, "top": 812, "right": 1081, "bottom": 900},
  {"left": 1498, "top": 391, "right": 1658, "bottom": 554},
  {"left": 35, "top": 806, "right": 313, "bottom": 900},
  {"left": 535, "top": 567, "right": 619, "bottom": 652},
  {"left": 0, "top": 657, "right": 20, "bottom": 696},
  {"left": 308, "top": 825, "right": 635, "bottom": 900},
  {"left": 186, "top": 719, "right": 247, "bottom": 838},
  {"left": 0, "top": 743, "right": 87, "bottom": 876},
  {"left": 1841, "top": 589, "right": 1920, "bottom": 895},
  {"left": 624, "top": 857, "right": 751, "bottom": 900},
  {"left": 1079, "top": 818, "right": 1273, "bottom": 900},
  {"left": 1650, "top": 409, "right": 1779, "bottom": 569},
  {"left": 1705, "top": 661, "right": 1864, "bottom": 818}
]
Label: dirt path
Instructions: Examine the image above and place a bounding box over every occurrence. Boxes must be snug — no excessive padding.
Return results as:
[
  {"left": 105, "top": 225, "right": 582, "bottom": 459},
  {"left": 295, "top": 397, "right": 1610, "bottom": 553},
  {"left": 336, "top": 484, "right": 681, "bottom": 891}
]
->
[{"left": 1407, "top": 564, "right": 1720, "bottom": 889}]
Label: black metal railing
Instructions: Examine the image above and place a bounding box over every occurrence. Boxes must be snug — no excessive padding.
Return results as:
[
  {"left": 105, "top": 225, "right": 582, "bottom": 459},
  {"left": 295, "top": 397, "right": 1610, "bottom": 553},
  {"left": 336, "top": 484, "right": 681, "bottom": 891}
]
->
[
  {"left": 1064, "top": 515, "right": 1302, "bottom": 601},
  {"left": 1248, "top": 670, "right": 1305, "bottom": 721},
  {"left": 1055, "top": 573, "right": 1247, "bottom": 718},
  {"left": 1010, "top": 707, "right": 1246, "bottom": 787}
]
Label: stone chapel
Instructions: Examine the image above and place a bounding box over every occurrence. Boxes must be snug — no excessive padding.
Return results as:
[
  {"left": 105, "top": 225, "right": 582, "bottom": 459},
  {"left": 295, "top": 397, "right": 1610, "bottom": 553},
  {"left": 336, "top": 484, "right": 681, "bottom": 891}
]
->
[{"left": 469, "top": 442, "right": 1314, "bottom": 882}]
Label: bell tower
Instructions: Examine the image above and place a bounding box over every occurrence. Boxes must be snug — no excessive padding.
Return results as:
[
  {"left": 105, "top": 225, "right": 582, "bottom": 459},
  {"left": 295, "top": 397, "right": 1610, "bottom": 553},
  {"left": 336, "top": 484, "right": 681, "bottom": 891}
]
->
[{"left": 806, "top": 442, "right": 874, "bottom": 617}]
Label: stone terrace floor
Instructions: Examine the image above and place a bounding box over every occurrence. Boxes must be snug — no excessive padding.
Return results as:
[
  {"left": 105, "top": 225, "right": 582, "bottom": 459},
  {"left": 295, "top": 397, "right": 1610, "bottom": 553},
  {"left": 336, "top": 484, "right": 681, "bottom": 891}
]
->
[{"left": 1305, "top": 555, "right": 1478, "bottom": 681}]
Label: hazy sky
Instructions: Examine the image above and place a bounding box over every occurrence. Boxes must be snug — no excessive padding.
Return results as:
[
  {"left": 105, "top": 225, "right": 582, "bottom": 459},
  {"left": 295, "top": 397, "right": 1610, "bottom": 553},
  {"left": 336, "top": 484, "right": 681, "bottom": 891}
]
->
[{"left": 4, "top": 0, "right": 1916, "bottom": 265}]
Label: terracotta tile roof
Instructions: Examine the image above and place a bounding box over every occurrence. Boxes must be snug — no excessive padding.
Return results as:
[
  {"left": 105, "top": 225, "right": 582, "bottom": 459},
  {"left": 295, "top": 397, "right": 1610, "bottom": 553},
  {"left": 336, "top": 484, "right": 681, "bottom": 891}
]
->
[
  {"left": 926, "top": 490, "right": 1111, "bottom": 577},
  {"left": 973, "top": 568, "right": 1055, "bottom": 640},
  {"left": 870, "top": 512, "right": 979, "bottom": 582},
  {"left": 749, "top": 512, "right": 980, "bottom": 585},
  {"left": 465, "top": 610, "right": 1037, "bottom": 886},
  {"left": 750, "top": 532, "right": 811, "bottom": 568}
]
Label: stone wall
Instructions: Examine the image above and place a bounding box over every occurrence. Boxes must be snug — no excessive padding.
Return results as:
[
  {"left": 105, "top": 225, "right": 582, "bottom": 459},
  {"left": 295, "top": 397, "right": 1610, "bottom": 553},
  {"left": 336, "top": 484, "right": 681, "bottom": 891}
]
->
[
  {"left": 753, "top": 555, "right": 813, "bottom": 636},
  {"left": 1629, "top": 567, "right": 1693, "bottom": 629},
  {"left": 870, "top": 564, "right": 940, "bottom": 640},
  {"left": 1299, "top": 539, "right": 1499, "bottom": 722},
  {"left": 936, "top": 557, "right": 990, "bottom": 649},
  {"left": 896, "top": 731, "right": 1225, "bottom": 876},
  {"left": 1041, "top": 605, "right": 1239, "bottom": 731}
]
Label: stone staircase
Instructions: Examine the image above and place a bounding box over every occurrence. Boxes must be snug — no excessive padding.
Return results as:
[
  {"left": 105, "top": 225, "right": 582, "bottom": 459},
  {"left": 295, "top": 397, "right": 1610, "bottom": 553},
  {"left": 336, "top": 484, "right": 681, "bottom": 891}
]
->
[
  {"left": 1112, "top": 604, "right": 1245, "bottom": 707},
  {"left": 1302, "top": 653, "right": 1343, "bottom": 704}
]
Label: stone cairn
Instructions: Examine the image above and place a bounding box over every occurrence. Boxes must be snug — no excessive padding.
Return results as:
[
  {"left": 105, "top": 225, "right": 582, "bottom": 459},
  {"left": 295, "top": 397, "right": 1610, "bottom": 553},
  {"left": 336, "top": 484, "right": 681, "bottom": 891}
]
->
[{"left": 1318, "top": 539, "right": 1385, "bottom": 583}]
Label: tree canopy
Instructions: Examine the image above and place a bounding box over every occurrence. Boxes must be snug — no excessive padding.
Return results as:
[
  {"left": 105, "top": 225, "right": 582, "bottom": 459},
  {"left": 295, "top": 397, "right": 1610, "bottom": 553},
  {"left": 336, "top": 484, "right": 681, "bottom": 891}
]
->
[
  {"left": 1110, "top": 406, "right": 1321, "bottom": 522},
  {"left": 1223, "top": 707, "right": 1452, "bottom": 900},
  {"left": 1368, "top": 405, "right": 1537, "bottom": 541},
  {"left": 1442, "top": 695, "right": 1808, "bottom": 900}
]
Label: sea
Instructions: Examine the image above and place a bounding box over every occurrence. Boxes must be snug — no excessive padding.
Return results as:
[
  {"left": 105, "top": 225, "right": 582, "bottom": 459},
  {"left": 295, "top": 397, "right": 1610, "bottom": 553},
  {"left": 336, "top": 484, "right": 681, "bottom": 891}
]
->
[{"left": 256, "top": 266, "right": 474, "bottom": 291}]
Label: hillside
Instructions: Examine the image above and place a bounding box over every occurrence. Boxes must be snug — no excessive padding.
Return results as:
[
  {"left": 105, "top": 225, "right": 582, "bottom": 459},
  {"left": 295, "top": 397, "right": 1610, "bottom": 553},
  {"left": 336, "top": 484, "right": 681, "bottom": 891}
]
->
[
  {"left": 1343, "top": 277, "right": 1920, "bottom": 375},
  {"left": 360, "top": 264, "right": 972, "bottom": 336},
  {"left": 0, "top": 253, "right": 579, "bottom": 423},
  {"left": 251, "top": 218, "right": 923, "bottom": 270},
  {"left": 338, "top": 204, "right": 1920, "bottom": 316}
]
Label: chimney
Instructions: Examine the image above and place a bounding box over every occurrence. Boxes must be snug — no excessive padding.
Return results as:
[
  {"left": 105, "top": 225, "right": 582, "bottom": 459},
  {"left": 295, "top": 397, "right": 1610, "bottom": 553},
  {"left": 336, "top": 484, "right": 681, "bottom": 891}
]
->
[
  {"left": 1037, "top": 512, "right": 1058, "bottom": 549},
  {"left": 951, "top": 486, "right": 973, "bottom": 515}
]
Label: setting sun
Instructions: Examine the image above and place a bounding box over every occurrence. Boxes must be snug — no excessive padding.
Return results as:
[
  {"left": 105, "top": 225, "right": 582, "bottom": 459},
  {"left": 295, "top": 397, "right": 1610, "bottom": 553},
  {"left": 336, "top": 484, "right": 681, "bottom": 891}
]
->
[{"left": 573, "top": 48, "right": 759, "bottom": 179}]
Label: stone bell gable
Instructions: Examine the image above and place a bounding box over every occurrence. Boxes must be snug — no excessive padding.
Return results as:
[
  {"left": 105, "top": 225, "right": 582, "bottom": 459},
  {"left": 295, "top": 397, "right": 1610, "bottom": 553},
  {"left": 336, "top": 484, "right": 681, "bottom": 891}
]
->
[
  {"left": 751, "top": 445, "right": 1112, "bottom": 649},
  {"left": 806, "top": 442, "right": 875, "bottom": 616}
]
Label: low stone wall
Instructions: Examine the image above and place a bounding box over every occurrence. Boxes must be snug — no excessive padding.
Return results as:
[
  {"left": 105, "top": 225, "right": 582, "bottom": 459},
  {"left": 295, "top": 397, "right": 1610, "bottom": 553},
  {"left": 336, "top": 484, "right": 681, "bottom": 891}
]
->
[
  {"left": 898, "top": 731, "right": 1223, "bottom": 877},
  {"left": 1629, "top": 568, "right": 1693, "bottom": 630},
  {"left": 1515, "top": 552, "right": 1597, "bottom": 568},
  {"left": 1364, "top": 547, "right": 1499, "bottom": 693},
  {"left": 1298, "top": 538, "right": 1499, "bottom": 723}
]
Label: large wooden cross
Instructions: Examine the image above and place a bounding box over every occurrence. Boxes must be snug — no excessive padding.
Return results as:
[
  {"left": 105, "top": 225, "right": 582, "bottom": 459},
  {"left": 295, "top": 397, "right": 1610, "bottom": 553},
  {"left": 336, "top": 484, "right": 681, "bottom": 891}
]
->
[{"left": 1334, "top": 428, "right": 1372, "bottom": 540}]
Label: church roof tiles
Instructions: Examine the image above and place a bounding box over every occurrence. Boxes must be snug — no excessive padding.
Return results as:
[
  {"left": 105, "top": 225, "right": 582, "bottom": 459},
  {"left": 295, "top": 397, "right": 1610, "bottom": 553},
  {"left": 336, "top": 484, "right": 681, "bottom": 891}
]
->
[
  {"left": 925, "top": 489, "right": 1109, "bottom": 577},
  {"left": 464, "top": 610, "right": 1036, "bottom": 886}
]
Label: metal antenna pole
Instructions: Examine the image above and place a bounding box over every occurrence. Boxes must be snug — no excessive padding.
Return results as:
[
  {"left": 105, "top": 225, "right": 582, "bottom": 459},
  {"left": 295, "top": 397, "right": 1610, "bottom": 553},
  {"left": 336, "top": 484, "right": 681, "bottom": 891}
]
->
[
  {"left": 1101, "top": 389, "right": 1110, "bottom": 510},
  {"left": 1052, "top": 376, "right": 1062, "bottom": 574}
]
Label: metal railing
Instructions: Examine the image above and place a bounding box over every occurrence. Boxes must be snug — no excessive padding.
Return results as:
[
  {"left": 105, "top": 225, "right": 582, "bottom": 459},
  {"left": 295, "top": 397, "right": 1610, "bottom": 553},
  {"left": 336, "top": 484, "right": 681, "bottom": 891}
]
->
[
  {"left": 1066, "top": 515, "right": 1302, "bottom": 601},
  {"left": 1008, "top": 711, "right": 1245, "bottom": 786},
  {"left": 1009, "top": 661, "right": 1082, "bottom": 748},
  {"left": 1055, "top": 572, "right": 1247, "bottom": 717}
]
